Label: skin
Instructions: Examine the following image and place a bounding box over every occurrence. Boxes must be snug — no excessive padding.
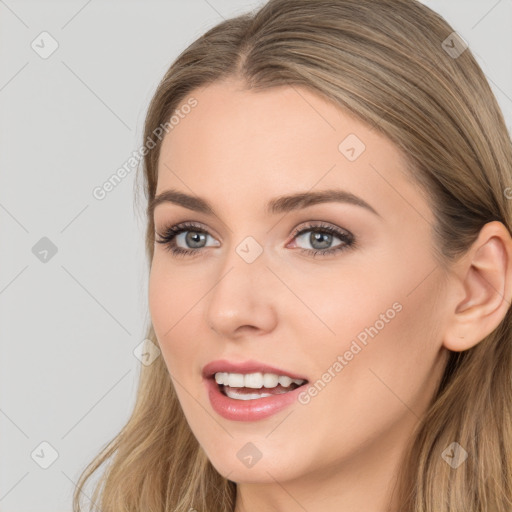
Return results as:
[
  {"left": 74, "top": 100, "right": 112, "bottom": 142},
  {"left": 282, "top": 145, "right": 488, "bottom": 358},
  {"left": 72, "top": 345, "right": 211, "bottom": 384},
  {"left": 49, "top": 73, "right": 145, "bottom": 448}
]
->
[{"left": 148, "top": 78, "right": 512, "bottom": 512}]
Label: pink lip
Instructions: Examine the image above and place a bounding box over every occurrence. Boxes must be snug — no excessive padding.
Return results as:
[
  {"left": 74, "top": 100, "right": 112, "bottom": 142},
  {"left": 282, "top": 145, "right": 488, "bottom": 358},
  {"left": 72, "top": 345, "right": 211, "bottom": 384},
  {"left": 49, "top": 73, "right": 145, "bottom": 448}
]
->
[
  {"left": 204, "top": 377, "right": 306, "bottom": 422},
  {"left": 201, "top": 359, "right": 308, "bottom": 381},
  {"left": 202, "top": 359, "right": 308, "bottom": 422}
]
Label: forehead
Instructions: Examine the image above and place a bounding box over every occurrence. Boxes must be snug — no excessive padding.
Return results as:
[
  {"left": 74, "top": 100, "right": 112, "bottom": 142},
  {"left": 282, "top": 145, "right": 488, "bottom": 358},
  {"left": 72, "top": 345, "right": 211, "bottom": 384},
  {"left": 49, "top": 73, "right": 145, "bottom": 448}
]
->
[
  {"left": 160, "top": 80, "right": 371, "bottom": 165},
  {"left": 155, "top": 80, "right": 432, "bottom": 226}
]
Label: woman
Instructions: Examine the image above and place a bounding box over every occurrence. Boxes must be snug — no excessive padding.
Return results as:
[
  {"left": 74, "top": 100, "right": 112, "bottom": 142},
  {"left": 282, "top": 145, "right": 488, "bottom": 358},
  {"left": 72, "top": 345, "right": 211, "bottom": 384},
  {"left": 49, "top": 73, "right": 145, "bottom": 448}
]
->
[{"left": 73, "top": 0, "right": 512, "bottom": 510}]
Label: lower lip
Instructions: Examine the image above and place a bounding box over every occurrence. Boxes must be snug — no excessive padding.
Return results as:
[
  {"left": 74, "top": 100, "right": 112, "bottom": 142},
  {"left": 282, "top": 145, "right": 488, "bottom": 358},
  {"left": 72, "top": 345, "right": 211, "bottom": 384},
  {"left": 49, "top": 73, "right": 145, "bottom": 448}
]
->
[{"left": 204, "top": 377, "right": 305, "bottom": 421}]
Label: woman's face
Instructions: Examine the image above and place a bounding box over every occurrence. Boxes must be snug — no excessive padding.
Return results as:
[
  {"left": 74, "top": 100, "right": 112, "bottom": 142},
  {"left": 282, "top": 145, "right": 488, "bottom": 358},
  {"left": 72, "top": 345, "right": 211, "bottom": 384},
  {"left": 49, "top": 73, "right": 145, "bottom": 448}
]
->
[{"left": 149, "top": 79, "right": 451, "bottom": 487}]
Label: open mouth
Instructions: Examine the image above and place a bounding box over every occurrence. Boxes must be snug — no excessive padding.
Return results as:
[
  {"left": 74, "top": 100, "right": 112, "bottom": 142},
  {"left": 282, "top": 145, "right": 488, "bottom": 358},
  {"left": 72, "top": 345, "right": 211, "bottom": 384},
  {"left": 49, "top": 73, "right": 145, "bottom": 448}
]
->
[{"left": 214, "top": 372, "right": 309, "bottom": 401}]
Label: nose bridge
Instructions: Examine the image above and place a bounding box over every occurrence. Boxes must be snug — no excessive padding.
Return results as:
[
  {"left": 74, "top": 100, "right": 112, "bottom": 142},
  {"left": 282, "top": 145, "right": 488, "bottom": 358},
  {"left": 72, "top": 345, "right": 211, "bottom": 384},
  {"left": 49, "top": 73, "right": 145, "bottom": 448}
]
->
[
  {"left": 219, "top": 231, "right": 269, "bottom": 290},
  {"left": 205, "top": 235, "right": 277, "bottom": 335}
]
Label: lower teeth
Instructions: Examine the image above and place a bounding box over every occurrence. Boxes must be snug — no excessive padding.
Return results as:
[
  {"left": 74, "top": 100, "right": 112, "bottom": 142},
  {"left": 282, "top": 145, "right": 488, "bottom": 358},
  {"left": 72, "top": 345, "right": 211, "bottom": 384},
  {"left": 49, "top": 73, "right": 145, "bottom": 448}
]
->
[{"left": 221, "top": 385, "right": 295, "bottom": 401}]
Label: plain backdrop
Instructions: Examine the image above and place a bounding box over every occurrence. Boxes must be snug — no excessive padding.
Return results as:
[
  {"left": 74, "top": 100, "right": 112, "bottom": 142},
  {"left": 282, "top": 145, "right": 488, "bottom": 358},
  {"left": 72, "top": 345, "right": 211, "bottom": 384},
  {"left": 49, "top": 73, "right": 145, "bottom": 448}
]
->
[{"left": 0, "top": 1, "right": 511, "bottom": 510}]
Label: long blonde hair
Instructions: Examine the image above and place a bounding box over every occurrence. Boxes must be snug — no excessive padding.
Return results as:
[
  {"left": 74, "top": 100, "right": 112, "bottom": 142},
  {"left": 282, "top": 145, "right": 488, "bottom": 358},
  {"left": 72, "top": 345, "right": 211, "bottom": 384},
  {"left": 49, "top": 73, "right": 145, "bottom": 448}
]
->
[{"left": 73, "top": 1, "right": 512, "bottom": 510}]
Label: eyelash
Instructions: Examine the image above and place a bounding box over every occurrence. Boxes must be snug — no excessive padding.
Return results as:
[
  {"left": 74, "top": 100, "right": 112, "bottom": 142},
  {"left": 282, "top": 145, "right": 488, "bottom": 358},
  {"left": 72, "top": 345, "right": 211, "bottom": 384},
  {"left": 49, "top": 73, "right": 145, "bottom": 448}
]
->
[{"left": 155, "top": 221, "right": 355, "bottom": 259}]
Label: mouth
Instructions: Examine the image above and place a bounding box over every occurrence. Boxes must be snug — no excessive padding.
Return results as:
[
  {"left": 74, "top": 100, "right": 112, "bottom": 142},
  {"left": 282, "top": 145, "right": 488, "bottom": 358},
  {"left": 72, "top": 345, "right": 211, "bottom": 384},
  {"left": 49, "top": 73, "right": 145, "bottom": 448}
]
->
[
  {"left": 213, "top": 371, "right": 308, "bottom": 401},
  {"left": 202, "top": 360, "right": 310, "bottom": 420},
  {"left": 204, "top": 373, "right": 309, "bottom": 421}
]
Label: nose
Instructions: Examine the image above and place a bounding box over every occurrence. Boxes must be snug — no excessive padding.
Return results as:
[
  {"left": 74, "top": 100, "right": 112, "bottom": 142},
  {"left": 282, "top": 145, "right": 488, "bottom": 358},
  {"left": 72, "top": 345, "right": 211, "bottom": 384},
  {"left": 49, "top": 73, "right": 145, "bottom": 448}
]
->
[{"left": 204, "top": 243, "right": 279, "bottom": 339}]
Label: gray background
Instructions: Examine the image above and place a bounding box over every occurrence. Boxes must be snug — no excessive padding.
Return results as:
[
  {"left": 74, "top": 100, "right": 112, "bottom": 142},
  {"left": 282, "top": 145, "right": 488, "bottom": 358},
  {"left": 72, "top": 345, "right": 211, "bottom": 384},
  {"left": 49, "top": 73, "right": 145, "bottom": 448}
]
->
[{"left": 0, "top": 1, "right": 510, "bottom": 510}]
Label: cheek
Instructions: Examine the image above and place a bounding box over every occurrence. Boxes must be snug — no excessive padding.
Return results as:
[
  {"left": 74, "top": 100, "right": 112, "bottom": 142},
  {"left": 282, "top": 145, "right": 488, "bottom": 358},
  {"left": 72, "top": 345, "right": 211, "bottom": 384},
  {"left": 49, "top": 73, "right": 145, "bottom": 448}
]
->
[
  {"left": 285, "top": 259, "right": 405, "bottom": 365},
  {"left": 286, "top": 282, "right": 446, "bottom": 475},
  {"left": 297, "top": 245, "right": 445, "bottom": 405},
  {"left": 314, "top": 263, "right": 446, "bottom": 424},
  {"left": 148, "top": 262, "right": 201, "bottom": 377},
  {"left": 148, "top": 263, "right": 172, "bottom": 342}
]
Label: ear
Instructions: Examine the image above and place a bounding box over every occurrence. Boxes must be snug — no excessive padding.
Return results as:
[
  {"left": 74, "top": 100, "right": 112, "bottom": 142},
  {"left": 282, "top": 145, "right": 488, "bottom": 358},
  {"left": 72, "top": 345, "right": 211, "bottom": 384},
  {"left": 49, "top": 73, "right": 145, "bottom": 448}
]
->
[{"left": 443, "top": 221, "right": 512, "bottom": 352}]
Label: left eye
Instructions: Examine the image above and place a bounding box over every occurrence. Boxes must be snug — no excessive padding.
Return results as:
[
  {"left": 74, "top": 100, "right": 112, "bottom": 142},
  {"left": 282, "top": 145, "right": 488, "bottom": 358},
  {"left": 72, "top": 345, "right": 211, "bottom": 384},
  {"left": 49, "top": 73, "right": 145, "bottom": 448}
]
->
[
  {"left": 288, "top": 223, "right": 354, "bottom": 256},
  {"left": 293, "top": 228, "right": 343, "bottom": 251}
]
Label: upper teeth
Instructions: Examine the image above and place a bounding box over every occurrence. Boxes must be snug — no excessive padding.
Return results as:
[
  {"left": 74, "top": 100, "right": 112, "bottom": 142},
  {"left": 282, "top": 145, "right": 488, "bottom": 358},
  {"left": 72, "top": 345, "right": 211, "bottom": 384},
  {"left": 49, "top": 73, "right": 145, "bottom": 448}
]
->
[{"left": 214, "top": 372, "right": 306, "bottom": 389}]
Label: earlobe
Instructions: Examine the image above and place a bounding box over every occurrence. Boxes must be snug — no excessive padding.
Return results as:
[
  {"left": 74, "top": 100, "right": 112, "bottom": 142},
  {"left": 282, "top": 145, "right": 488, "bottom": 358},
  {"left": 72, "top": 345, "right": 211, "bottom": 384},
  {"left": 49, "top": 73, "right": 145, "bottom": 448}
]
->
[{"left": 443, "top": 221, "right": 512, "bottom": 352}]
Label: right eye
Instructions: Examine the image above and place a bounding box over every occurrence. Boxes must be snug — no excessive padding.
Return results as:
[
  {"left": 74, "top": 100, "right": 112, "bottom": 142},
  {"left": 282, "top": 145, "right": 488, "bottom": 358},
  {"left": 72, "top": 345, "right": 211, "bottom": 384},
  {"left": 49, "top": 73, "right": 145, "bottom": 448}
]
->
[{"left": 155, "top": 221, "right": 220, "bottom": 257}]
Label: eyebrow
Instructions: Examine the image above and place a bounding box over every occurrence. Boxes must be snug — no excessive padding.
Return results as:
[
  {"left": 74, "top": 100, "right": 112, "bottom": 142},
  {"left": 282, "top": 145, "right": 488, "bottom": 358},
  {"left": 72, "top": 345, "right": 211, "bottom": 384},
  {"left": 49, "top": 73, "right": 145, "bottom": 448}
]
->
[{"left": 148, "top": 188, "right": 381, "bottom": 219}]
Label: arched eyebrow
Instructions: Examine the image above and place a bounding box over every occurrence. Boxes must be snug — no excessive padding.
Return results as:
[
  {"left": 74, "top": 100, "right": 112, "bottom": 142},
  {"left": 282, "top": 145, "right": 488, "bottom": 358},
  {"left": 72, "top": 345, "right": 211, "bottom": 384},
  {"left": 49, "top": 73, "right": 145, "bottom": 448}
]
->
[{"left": 148, "top": 188, "right": 381, "bottom": 219}]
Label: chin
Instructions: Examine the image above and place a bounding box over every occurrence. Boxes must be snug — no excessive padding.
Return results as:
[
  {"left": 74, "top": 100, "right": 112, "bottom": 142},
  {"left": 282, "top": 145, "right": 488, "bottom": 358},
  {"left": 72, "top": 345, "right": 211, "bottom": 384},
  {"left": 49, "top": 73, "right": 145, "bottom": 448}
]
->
[{"left": 204, "top": 445, "right": 307, "bottom": 484}]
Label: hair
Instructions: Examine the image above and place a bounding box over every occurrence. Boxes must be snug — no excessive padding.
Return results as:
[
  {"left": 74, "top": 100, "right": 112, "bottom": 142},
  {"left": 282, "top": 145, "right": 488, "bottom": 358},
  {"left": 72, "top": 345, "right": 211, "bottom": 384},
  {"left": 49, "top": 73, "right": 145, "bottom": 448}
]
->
[{"left": 73, "top": 0, "right": 512, "bottom": 510}]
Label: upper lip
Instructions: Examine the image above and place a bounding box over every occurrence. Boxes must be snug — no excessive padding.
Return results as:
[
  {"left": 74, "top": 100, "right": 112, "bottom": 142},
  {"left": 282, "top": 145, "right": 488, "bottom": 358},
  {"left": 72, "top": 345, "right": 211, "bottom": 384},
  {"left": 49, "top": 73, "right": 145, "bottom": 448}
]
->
[{"left": 202, "top": 359, "right": 308, "bottom": 381}]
